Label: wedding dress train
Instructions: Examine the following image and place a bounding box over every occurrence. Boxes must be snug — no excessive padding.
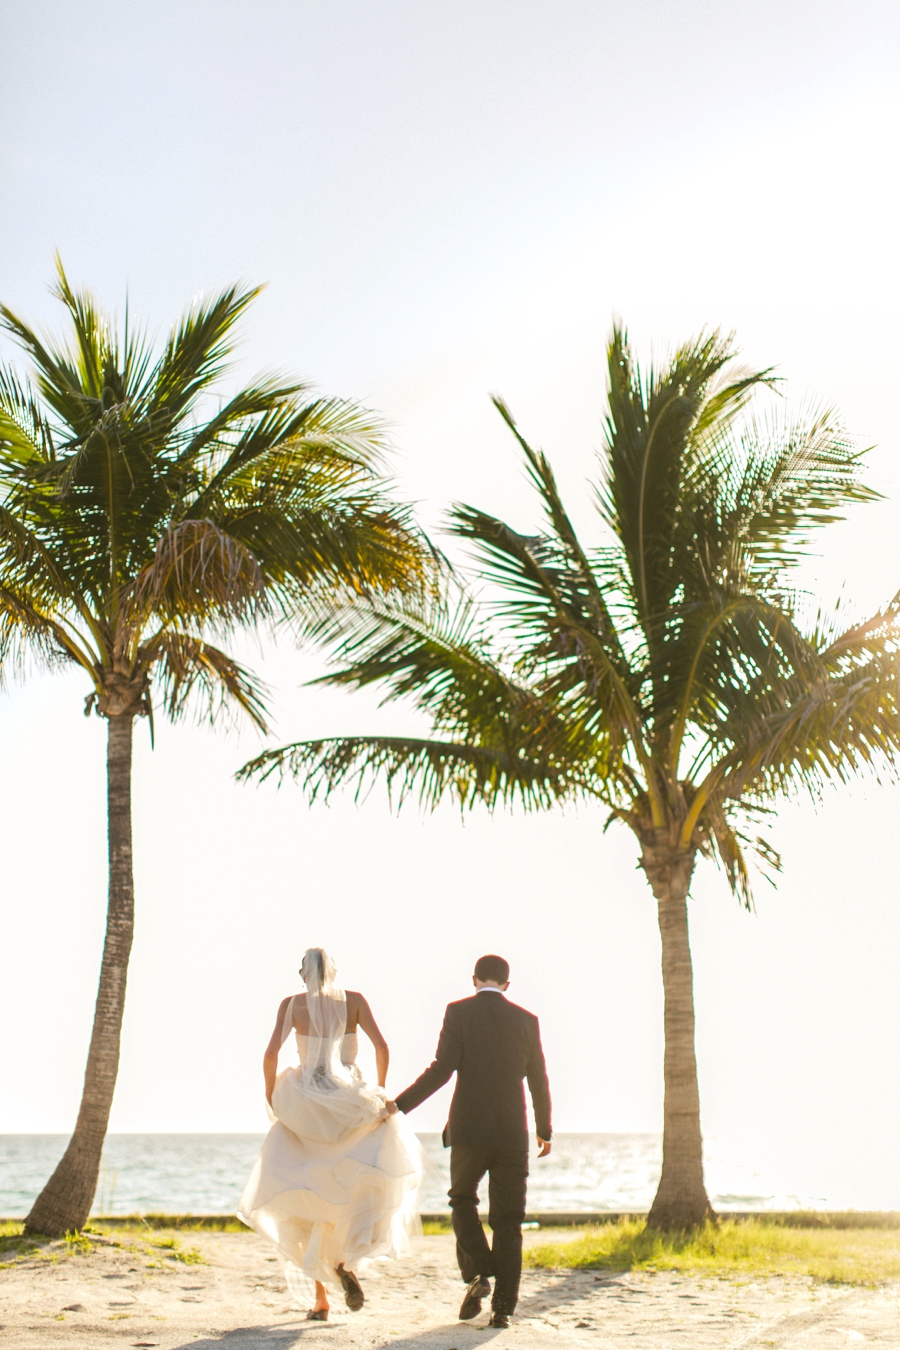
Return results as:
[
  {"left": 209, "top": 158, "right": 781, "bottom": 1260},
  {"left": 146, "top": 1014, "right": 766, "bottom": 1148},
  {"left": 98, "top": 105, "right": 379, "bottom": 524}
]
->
[{"left": 238, "top": 980, "right": 421, "bottom": 1290}]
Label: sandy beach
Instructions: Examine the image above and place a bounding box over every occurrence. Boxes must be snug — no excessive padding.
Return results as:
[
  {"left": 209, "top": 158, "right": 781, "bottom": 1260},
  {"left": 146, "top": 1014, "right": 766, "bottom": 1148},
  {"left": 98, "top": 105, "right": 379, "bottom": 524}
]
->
[{"left": 1, "top": 1227, "right": 899, "bottom": 1349}]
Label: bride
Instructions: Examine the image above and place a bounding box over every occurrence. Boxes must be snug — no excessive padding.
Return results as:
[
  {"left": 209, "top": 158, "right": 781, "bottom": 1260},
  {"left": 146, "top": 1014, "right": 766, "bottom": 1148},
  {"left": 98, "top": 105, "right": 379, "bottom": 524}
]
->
[{"left": 238, "top": 947, "right": 421, "bottom": 1319}]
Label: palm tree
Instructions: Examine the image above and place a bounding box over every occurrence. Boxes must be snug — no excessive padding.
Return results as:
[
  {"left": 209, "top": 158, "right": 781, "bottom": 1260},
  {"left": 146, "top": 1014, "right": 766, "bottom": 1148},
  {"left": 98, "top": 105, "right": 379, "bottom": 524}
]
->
[
  {"left": 0, "top": 260, "right": 429, "bottom": 1238},
  {"left": 241, "top": 327, "right": 900, "bottom": 1229}
]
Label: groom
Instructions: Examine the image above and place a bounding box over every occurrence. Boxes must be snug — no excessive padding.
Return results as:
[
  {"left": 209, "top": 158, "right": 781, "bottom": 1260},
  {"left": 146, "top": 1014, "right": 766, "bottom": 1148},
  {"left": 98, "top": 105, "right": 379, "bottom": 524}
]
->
[{"left": 386, "top": 954, "right": 551, "bottom": 1328}]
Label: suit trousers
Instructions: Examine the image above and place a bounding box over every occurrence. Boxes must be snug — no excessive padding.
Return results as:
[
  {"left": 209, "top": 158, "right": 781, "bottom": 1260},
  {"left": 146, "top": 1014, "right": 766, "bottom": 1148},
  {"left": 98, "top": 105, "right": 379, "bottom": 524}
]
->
[{"left": 448, "top": 1143, "right": 529, "bottom": 1316}]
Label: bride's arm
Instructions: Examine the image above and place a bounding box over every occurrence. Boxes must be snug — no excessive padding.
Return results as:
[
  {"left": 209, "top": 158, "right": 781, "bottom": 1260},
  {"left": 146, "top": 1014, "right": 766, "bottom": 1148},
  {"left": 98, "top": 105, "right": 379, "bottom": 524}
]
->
[
  {"left": 264, "top": 997, "right": 291, "bottom": 1105},
  {"left": 355, "top": 995, "right": 389, "bottom": 1088}
]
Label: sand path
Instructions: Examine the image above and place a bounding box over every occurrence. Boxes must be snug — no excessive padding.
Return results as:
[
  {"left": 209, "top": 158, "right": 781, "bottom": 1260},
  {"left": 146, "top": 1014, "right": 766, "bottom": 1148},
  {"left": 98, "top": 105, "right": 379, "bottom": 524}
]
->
[{"left": 1, "top": 1228, "right": 898, "bottom": 1348}]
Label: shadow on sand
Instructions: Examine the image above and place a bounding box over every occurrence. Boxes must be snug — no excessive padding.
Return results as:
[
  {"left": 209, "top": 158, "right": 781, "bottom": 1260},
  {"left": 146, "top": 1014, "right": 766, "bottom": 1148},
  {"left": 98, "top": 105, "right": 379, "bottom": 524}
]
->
[
  {"left": 515, "top": 1266, "right": 633, "bottom": 1323},
  {"left": 166, "top": 1327, "right": 313, "bottom": 1349},
  {"left": 363, "top": 1268, "right": 620, "bottom": 1347},
  {"left": 166, "top": 1317, "right": 505, "bottom": 1350},
  {"left": 164, "top": 1270, "right": 618, "bottom": 1349}
]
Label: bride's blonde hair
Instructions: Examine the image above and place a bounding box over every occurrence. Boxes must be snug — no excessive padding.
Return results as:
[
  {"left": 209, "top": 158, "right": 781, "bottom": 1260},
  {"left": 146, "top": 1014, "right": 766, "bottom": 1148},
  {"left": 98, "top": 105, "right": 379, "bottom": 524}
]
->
[{"left": 300, "top": 947, "right": 336, "bottom": 991}]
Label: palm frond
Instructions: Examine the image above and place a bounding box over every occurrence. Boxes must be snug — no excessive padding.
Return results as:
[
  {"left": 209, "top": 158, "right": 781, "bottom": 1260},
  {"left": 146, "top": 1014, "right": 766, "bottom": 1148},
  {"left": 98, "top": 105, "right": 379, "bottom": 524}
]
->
[
  {"left": 146, "top": 282, "right": 262, "bottom": 428},
  {"left": 0, "top": 582, "right": 63, "bottom": 676},
  {"left": 447, "top": 499, "right": 648, "bottom": 774},
  {"left": 691, "top": 361, "right": 779, "bottom": 440},
  {"left": 0, "top": 370, "right": 55, "bottom": 465},
  {"left": 298, "top": 582, "right": 528, "bottom": 733},
  {"left": 662, "top": 591, "right": 824, "bottom": 771},
  {"left": 275, "top": 396, "right": 388, "bottom": 470},
  {"left": 599, "top": 325, "right": 746, "bottom": 625},
  {"left": 0, "top": 506, "right": 78, "bottom": 609},
  {"left": 0, "top": 299, "right": 92, "bottom": 438},
  {"left": 214, "top": 478, "right": 427, "bottom": 602},
  {"left": 699, "top": 791, "right": 782, "bottom": 908},
  {"left": 817, "top": 595, "right": 900, "bottom": 662},
  {"left": 128, "top": 519, "right": 266, "bottom": 627},
  {"left": 683, "top": 405, "right": 876, "bottom": 586},
  {"left": 715, "top": 645, "right": 900, "bottom": 806},
  {"left": 50, "top": 257, "right": 121, "bottom": 402},
  {"left": 239, "top": 731, "right": 592, "bottom": 811},
  {"left": 176, "top": 378, "right": 312, "bottom": 474},
  {"left": 151, "top": 632, "right": 269, "bottom": 731},
  {"left": 468, "top": 397, "right": 626, "bottom": 660}
]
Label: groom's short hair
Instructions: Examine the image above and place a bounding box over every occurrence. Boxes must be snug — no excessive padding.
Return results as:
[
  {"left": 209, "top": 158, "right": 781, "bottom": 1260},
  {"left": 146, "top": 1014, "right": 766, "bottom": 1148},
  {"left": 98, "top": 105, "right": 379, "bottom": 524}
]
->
[{"left": 474, "top": 954, "right": 509, "bottom": 984}]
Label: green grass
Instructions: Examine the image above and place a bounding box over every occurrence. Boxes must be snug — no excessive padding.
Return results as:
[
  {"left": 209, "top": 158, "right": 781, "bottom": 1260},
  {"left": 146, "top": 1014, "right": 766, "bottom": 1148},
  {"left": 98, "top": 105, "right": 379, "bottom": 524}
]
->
[
  {"left": 0, "top": 1222, "right": 39, "bottom": 1266},
  {"left": 7, "top": 1212, "right": 899, "bottom": 1286},
  {"left": 87, "top": 1214, "right": 247, "bottom": 1232},
  {"left": 0, "top": 1221, "right": 204, "bottom": 1269},
  {"left": 523, "top": 1218, "right": 900, "bottom": 1285},
  {"left": 148, "top": 1236, "right": 205, "bottom": 1264},
  {"left": 0, "top": 1224, "right": 92, "bottom": 1265},
  {"left": 733, "top": 1211, "right": 900, "bottom": 1230}
]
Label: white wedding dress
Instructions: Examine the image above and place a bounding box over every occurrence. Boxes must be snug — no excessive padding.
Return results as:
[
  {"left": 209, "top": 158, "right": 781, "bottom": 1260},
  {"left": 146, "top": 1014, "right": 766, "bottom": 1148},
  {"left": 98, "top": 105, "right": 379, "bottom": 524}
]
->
[{"left": 238, "top": 972, "right": 422, "bottom": 1291}]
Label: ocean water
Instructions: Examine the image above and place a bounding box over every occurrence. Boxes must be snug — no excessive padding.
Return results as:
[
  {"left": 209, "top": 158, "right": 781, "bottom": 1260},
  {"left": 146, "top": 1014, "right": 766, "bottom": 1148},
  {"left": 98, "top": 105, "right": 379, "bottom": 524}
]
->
[{"left": 0, "top": 1132, "right": 863, "bottom": 1218}]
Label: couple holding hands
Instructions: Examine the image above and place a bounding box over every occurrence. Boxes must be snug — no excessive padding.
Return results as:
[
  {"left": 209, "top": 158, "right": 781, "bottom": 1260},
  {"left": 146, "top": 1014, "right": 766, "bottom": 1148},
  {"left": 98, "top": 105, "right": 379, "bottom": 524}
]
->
[{"left": 239, "top": 949, "right": 552, "bottom": 1328}]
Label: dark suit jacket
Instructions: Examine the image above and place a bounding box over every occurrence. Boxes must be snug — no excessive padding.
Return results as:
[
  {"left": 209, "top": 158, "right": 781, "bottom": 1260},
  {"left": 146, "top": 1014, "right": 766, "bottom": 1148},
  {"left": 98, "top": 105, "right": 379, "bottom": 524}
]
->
[{"left": 394, "top": 992, "right": 552, "bottom": 1148}]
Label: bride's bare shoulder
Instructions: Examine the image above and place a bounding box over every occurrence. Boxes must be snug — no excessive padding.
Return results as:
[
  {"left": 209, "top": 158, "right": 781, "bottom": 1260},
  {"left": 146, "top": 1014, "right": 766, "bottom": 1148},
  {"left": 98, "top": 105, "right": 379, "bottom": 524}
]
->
[{"left": 345, "top": 990, "right": 369, "bottom": 1022}]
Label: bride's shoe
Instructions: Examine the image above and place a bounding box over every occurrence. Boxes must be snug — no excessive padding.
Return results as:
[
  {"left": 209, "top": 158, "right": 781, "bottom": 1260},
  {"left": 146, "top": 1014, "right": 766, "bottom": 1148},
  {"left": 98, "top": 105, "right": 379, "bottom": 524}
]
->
[
  {"left": 337, "top": 1263, "right": 365, "bottom": 1312},
  {"left": 305, "top": 1308, "right": 329, "bottom": 1321}
]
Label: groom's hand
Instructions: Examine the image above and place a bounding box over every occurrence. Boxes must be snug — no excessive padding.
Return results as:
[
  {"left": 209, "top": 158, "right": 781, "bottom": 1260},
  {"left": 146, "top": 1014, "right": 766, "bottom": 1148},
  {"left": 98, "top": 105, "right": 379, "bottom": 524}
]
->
[
  {"left": 536, "top": 1136, "right": 551, "bottom": 1157},
  {"left": 385, "top": 1100, "right": 399, "bottom": 1115}
]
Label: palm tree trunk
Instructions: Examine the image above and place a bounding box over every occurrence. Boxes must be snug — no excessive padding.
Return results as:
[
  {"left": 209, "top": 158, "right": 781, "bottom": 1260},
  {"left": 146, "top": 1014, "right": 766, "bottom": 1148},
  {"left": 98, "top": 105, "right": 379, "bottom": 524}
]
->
[
  {"left": 641, "top": 833, "right": 715, "bottom": 1230},
  {"left": 25, "top": 713, "right": 135, "bottom": 1237}
]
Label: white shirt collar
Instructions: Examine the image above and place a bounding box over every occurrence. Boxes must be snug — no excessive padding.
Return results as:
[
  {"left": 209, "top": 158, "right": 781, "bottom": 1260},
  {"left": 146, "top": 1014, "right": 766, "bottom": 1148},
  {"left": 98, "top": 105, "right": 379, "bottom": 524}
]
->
[{"left": 476, "top": 986, "right": 504, "bottom": 993}]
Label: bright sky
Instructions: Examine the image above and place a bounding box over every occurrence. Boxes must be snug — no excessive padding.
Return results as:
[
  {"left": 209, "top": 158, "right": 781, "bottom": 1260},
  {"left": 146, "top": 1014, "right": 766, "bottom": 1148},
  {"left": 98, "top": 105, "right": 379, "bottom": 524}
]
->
[{"left": 1, "top": 2, "right": 899, "bottom": 1208}]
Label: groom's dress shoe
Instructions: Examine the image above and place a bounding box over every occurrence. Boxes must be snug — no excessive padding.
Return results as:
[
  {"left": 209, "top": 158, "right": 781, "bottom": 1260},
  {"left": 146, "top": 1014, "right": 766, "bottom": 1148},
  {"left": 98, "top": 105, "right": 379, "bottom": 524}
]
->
[
  {"left": 489, "top": 1313, "right": 511, "bottom": 1329},
  {"left": 459, "top": 1275, "right": 491, "bottom": 1320}
]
